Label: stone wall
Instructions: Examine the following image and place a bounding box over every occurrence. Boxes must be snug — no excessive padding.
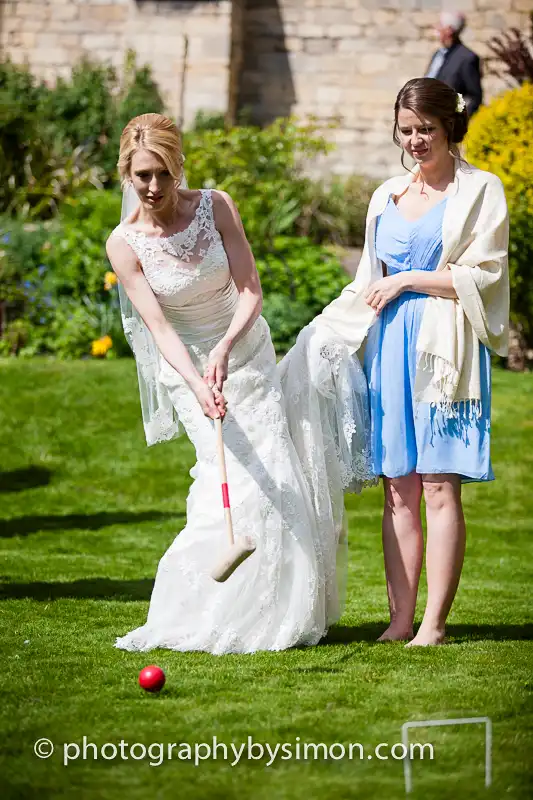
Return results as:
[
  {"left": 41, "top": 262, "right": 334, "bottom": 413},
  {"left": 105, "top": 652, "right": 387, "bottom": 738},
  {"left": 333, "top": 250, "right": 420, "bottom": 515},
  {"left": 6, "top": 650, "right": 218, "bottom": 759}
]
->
[
  {"left": 0, "top": 0, "right": 232, "bottom": 127},
  {"left": 234, "top": 0, "right": 533, "bottom": 177},
  {"left": 1, "top": 0, "right": 532, "bottom": 177}
]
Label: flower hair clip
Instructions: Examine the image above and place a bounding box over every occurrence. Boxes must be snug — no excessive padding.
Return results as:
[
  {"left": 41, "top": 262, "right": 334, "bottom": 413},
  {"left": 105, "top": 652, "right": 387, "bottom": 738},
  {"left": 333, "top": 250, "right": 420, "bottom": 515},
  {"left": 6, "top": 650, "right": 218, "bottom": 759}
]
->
[{"left": 456, "top": 93, "right": 466, "bottom": 113}]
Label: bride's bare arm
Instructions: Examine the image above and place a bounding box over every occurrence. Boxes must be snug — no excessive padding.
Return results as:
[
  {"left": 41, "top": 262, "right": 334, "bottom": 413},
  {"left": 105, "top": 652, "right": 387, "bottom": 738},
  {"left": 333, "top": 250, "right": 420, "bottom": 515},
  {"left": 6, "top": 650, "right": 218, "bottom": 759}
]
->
[
  {"left": 106, "top": 234, "right": 225, "bottom": 419},
  {"left": 203, "top": 191, "right": 263, "bottom": 390}
]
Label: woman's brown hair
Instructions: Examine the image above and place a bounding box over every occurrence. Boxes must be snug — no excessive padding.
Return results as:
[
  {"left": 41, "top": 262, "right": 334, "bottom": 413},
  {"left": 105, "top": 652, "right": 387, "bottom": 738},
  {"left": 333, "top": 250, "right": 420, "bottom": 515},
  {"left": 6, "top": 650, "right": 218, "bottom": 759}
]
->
[{"left": 393, "top": 77, "right": 469, "bottom": 169}]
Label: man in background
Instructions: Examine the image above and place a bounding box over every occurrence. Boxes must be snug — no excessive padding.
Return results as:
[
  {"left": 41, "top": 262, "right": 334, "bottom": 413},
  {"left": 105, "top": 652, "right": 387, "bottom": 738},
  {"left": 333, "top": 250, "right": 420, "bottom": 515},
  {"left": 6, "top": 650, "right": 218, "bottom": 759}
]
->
[{"left": 426, "top": 11, "right": 483, "bottom": 115}]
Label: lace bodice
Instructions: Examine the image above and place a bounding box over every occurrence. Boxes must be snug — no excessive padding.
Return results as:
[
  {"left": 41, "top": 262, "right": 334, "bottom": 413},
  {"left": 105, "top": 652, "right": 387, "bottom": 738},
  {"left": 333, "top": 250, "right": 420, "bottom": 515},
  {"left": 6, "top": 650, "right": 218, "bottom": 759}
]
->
[{"left": 112, "top": 190, "right": 237, "bottom": 337}]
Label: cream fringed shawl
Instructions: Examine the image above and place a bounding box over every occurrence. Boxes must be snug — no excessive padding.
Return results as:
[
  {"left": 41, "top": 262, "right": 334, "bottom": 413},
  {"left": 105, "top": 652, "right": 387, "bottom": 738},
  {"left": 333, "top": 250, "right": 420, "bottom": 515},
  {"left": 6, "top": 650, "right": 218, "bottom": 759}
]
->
[{"left": 314, "top": 162, "right": 510, "bottom": 417}]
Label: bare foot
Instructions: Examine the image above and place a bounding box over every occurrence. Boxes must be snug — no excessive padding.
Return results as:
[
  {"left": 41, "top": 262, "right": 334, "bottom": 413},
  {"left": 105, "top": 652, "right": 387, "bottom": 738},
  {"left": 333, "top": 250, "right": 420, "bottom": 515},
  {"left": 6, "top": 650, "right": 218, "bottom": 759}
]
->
[
  {"left": 405, "top": 628, "right": 445, "bottom": 647},
  {"left": 377, "top": 624, "right": 414, "bottom": 642}
]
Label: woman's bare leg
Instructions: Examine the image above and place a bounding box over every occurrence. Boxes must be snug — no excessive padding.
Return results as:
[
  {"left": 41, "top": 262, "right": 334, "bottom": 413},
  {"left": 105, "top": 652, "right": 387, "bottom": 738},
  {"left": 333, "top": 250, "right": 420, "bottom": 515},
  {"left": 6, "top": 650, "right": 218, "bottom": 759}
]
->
[
  {"left": 378, "top": 472, "right": 424, "bottom": 641},
  {"left": 407, "top": 474, "right": 466, "bottom": 647}
]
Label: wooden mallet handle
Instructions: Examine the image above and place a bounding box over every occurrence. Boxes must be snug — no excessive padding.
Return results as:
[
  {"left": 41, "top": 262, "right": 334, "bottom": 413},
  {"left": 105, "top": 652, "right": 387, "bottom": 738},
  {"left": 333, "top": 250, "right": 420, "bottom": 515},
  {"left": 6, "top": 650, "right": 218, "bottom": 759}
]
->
[{"left": 214, "top": 416, "right": 235, "bottom": 546}]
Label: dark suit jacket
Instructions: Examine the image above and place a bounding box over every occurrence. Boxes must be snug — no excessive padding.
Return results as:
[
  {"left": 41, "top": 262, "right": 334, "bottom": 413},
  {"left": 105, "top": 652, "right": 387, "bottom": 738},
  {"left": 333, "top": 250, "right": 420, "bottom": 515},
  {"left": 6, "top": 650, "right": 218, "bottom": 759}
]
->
[{"left": 427, "top": 40, "right": 483, "bottom": 115}]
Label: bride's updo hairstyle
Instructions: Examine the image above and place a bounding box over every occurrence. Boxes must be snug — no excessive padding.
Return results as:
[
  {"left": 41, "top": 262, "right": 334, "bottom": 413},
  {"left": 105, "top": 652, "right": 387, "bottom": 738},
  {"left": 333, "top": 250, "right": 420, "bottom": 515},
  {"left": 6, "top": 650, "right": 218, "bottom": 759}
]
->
[
  {"left": 117, "top": 113, "right": 184, "bottom": 187},
  {"left": 393, "top": 77, "right": 469, "bottom": 167}
]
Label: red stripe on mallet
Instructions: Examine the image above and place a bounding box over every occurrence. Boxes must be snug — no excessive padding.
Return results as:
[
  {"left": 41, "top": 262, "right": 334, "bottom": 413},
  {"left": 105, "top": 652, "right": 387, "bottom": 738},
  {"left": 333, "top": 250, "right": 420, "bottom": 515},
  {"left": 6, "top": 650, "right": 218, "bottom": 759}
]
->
[{"left": 221, "top": 483, "right": 230, "bottom": 509}]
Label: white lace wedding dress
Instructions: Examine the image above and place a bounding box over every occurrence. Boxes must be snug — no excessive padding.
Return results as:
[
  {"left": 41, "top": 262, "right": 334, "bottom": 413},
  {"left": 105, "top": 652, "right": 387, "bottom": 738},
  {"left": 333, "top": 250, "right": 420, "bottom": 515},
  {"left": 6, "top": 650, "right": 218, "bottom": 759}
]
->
[{"left": 111, "top": 189, "right": 374, "bottom": 655}]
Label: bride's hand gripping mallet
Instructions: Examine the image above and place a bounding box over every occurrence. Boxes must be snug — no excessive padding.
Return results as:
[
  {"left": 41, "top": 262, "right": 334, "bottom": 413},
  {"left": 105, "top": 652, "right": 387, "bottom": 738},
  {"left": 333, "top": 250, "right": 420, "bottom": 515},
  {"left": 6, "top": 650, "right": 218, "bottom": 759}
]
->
[{"left": 211, "top": 416, "right": 256, "bottom": 582}]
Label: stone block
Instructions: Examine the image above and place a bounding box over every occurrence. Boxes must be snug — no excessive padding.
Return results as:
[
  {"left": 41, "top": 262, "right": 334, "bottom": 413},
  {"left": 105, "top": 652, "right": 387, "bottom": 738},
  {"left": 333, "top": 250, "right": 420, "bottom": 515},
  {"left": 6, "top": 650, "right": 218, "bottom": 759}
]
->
[
  {"left": 4, "top": 47, "right": 26, "bottom": 65},
  {"left": 372, "top": 10, "right": 397, "bottom": 25},
  {"left": 352, "top": 8, "right": 373, "bottom": 25},
  {"left": 48, "top": 4, "right": 79, "bottom": 22},
  {"left": 370, "top": 19, "right": 416, "bottom": 40},
  {"left": 328, "top": 24, "right": 363, "bottom": 37},
  {"left": 330, "top": 128, "right": 359, "bottom": 145},
  {"left": 33, "top": 47, "right": 69, "bottom": 66},
  {"left": 284, "top": 36, "right": 303, "bottom": 52},
  {"left": 304, "top": 37, "right": 338, "bottom": 54},
  {"left": 316, "top": 85, "right": 344, "bottom": 104},
  {"left": 77, "top": 8, "right": 118, "bottom": 33},
  {"left": 19, "top": 31, "right": 36, "bottom": 48},
  {"left": 288, "top": 52, "right": 319, "bottom": 73},
  {"left": 91, "top": 5, "right": 129, "bottom": 23},
  {"left": 80, "top": 34, "right": 120, "bottom": 51},
  {"left": 280, "top": 7, "right": 301, "bottom": 24},
  {"left": 16, "top": 2, "right": 48, "bottom": 19},
  {"left": 477, "top": 0, "right": 512, "bottom": 8},
  {"left": 337, "top": 37, "right": 380, "bottom": 54},
  {"left": 418, "top": 0, "right": 443, "bottom": 9},
  {"left": 16, "top": 16, "right": 47, "bottom": 33},
  {"left": 62, "top": 34, "right": 81, "bottom": 49},
  {"left": 295, "top": 23, "right": 324, "bottom": 37},
  {"left": 513, "top": 0, "right": 533, "bottom": 11},
  {"left": 304, "top": 7, "right": 358, "bottom": 26},
  {"left": 483, "top": 12, "right": 511, "bottom": 30},
  {"left": 411, "top": 11, "right": 440, "bottom": 27},
  {"left": 35, "top": 33, "right": 63, "bottom": 50}
]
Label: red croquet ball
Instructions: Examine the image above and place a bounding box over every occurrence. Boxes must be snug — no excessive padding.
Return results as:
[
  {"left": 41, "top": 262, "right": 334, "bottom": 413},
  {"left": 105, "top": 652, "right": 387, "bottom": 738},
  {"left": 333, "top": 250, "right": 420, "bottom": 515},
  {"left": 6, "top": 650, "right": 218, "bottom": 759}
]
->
[{"left": 138, "top": 665, "right": 166, "bottom": 693}]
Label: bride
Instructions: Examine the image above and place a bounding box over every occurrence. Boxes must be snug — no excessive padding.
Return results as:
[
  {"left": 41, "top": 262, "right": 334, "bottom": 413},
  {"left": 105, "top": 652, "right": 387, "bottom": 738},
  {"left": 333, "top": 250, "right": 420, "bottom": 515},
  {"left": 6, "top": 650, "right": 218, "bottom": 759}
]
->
[{"left": 106, "top": 113, "right": 374, "bottom": 655}]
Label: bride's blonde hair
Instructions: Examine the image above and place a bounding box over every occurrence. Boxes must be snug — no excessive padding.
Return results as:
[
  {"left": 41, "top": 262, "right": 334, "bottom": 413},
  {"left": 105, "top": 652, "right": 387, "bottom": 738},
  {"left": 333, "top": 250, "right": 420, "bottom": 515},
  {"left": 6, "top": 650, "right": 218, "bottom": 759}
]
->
[{"left": 117, "top": 113, "right": 184, "bottom": 187}]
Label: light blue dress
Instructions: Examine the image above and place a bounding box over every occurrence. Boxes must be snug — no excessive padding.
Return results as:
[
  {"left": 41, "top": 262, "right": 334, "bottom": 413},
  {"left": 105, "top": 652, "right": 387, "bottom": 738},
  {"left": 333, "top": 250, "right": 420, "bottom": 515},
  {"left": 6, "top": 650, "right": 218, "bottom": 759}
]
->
[{"left": 363, "top": 195, "right": 493, "bottom": 483}]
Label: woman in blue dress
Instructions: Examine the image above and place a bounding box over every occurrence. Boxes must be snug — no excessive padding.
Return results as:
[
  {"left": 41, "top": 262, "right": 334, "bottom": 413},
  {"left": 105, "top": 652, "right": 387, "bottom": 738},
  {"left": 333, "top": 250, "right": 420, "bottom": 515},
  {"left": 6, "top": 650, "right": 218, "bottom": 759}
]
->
[{"left": 357, "top": 78, "right": 509, "bottom": 646}]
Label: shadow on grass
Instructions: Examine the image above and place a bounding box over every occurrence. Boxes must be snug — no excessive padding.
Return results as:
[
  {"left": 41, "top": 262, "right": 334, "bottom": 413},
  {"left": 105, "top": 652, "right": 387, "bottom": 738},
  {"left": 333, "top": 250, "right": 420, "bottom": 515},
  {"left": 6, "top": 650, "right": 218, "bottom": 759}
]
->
[
  {"left": 0, "top": 511, "right": 183, "bottom": 538},
  {"left": 0, "top": 578, "right": 154, "bottom": 601},
  {"left": 0, "top": 466, "right": 52, "bottom": 492},
  {"left": 320, "top": 622, "right": 533, "bottom": 645}
]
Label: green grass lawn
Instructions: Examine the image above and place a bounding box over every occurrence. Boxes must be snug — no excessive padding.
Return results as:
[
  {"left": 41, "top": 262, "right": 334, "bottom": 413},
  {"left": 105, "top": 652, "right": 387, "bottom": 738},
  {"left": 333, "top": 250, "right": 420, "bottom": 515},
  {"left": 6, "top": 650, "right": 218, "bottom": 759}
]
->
[{"left": 0, "top": 359, "right": 532, "bottom": 800}]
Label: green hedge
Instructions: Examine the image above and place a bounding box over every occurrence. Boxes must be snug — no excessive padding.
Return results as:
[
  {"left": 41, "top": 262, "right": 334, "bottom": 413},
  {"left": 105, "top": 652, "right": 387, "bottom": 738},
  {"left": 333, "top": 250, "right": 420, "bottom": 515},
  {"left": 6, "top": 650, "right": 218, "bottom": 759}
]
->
[
  {"left": 0, "top": 56, "right": 368, "bottom": 358},
  {"left": 0, "top": 190, "right": 349, "bottom": 358},
  {"left": 465, "top": 82, "right": 533, "bottom": 347}
]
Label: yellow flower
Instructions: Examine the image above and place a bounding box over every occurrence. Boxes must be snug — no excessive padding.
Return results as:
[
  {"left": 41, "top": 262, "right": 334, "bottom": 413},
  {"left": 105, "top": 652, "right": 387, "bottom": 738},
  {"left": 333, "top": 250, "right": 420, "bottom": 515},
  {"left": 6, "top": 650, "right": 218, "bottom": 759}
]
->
[
  {"left": 104, "top": 271, "right": 118, "bottom": 290},
  {"left": 91, "top": 335, "right": 113, "bottom": 357}
]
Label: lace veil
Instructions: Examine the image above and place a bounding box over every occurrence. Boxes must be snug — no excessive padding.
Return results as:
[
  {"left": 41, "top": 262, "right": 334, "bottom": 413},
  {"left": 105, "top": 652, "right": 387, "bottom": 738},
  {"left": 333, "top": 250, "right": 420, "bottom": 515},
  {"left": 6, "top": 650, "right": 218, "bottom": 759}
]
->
[{"left": 118, "top": 178, "right": 188, "bottom": 446}]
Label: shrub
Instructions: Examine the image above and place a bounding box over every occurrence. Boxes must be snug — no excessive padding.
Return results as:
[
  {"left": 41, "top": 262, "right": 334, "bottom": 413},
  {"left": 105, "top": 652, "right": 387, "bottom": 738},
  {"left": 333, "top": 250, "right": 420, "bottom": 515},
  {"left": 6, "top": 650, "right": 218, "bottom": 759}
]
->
[
  {"left": 257, "top": 237, "right": 349, "bottom": 352},
  {"left": 1, "top": 100, "right": 358, "bottom": 356},
  {"left": 488, "top": 14, "right": 533, "bottom": 85},
  {"left": 38, "top": 52, "right": 165, "bottom": 185},
  {"left": 465, "top": 82, "right": 533, "bottom": 212},
  {"left": 0, "top": 53, "right": 165, "bottom": 218},
  {"left": 465, "top": 83, "right": 533, "bottom": 345},
  {"left": 0, "top": 191, "right": 128, "bottom": 358},
  {"left": 0, "top": 192, "right": 348, "bottom": 357},
  {"left": 0, "top": 216, "right": 50, "bottom": 348},
  {"left": 183, "top": 118, "right": 372, "bottom": 250},
  {"left": 298, "top": 174, "right": 377, "bottom": 247},
  {"left": 0, "top": 61, "right": 47, "bottom": 210},
  {"left": 183, "top": 118, "right": 331, "bottom": 250}
]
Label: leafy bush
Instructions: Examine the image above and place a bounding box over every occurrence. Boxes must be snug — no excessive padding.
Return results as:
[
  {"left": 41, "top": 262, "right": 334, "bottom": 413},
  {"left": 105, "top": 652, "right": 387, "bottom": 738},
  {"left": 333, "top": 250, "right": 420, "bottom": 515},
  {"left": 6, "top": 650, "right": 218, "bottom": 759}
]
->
[
  {"left": 0, "top": 216, "right": 50, "bottom": 353},
  {"left": 0, "top": 61, "right": 47, "bottom": 213},
  {"left": 257, "top": 237, "right": 349, "bottom": 352},
  {"left": 183, "top": 118, "right": 332, "bottom": 249},
  {"left": 1, "top": 69, "right": 361, "bottom": 357},
  {"left": 298, "top": 175, "right": 377, "bottom": 247},
  {"left": 465, "top": 83, "right": 533, "bottom": 345},
  {"left": 0, "top": 190, "right": 348, "bottom": 357},
  {"left": 0, "top": 191, "right": 129, "bottom": 358},
  {"left": 0, "top": 53, "right": 165, "bottom": 219},
  {"left": 506, "top": 197, "right": 533, "bottom": 344},
  {"left": 489, "top": 14, "right": 533, "bottom": 85},
  {"left": 465, "top": 82, "right": 533, "bottom": 212},
  {"left": 183, "top": 118, "right": 372, "bottom": 250}
]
